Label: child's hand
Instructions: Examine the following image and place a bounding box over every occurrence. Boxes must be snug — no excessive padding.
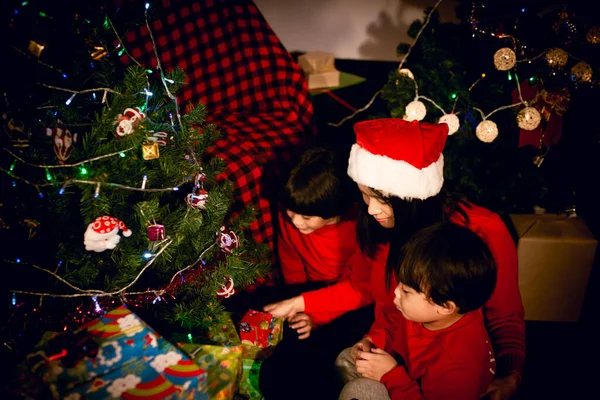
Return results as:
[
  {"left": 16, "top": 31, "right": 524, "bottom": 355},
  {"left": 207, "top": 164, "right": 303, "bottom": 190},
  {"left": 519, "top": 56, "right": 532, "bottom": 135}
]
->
[
  {"left": 263, "top": 296, "right": 305, "bottom": 319},
  {"left": 288, "top": 313, "right": 314, "bottom": 339},
  {"left": 355, "top": 348, "right": 398, "bottom": 381},
  {"left": 350, "top": 337, "right": 373, "bottom": 361}
]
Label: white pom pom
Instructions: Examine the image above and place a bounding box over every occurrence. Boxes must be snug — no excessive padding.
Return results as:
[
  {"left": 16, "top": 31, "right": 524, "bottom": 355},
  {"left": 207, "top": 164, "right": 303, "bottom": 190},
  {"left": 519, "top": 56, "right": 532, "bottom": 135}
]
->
[
  {"left": 476, "top": 120, "right": 499, "bottom": 143},
  {"left": 516, "top": 107, "right": 541, "bottom": 131},
  {"left": 438, "top": 114, "right": 460, "bottom": 135},
  {"left": 404, "top": 100, "right": 427, "bottom": 121},
  {"left": 122, "top": 229, "right": 132, "bottom": 237}
]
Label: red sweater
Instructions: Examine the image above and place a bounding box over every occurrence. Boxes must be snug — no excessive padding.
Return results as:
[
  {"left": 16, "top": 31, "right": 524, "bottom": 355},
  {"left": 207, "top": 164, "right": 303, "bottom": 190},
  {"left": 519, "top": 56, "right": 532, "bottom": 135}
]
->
[
  {"left": 278, "top": 209, "right": 366, "bottom": 326},
  {"left": 380, "top": 310, "right": 496, "bottom": 400},
  {"left": 302, "top": 202, "right": 526, "bottom": 375}
]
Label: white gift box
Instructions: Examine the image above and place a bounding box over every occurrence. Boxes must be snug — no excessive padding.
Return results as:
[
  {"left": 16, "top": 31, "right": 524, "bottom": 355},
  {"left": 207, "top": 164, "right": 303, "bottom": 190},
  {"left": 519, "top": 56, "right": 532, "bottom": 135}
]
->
[{"left": 298, "top": 51, "right": 340, "bottom": 90}]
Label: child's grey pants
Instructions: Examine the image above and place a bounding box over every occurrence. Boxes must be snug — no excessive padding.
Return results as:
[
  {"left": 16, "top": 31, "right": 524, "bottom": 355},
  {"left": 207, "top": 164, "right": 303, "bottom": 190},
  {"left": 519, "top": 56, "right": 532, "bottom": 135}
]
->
[{"left": 336, "top": 347, "right": 391, "bottom": 400}]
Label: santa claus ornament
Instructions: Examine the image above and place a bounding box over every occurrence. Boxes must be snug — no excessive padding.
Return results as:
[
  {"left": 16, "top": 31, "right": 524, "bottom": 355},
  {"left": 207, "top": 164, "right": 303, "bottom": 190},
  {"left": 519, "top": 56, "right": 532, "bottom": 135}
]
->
[
  {"left": 115, "top": 107, "right": 146, "bottom": 137},
  {"left": 84, "top": 216, "right": 132, "bottom": 252},
  {"left": 45, "top": 121, "right": 78, "bottom": 164},
  {"left": 216, "top": 277, "right": 235, "bottom": 298},
  {"left": 216, "top": 226, "right": 240, "bottom": 254},
  {"left": 186, "top": 188, "right": 209, "bottom": 210}
]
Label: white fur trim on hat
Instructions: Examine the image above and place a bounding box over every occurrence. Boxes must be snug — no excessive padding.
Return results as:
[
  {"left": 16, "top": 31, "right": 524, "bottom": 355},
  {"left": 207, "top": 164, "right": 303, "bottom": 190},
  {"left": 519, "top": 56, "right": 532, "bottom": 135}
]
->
[{"left": 347, "top": 143, "right": 444, "bottom": 200}]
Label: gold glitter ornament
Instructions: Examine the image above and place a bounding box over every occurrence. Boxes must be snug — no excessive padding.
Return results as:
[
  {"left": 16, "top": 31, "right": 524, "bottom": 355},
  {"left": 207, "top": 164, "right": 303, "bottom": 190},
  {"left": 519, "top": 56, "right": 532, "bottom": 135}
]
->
[
  {"left": 142, "top": 142, "right": 160, "bottom": 160},
  {"left": 404, "top": 100, "right": 427, "bottom": 121},
  {"left": 586, "top": 26, "right": 600, "bottom": 44},
  {"left": 516, "top": 107, "right": 541, "bottom": 131},
  {"left": 493, "top": 48, "right": 516, "bottom": 71},
  {"left": 570, "top": 61, "right": 593, "bottom": 82},
  {"left": 476, "top": 120, "right": 498, "bottom": 143},
  {"left": 545, "top": 48, "right": 568, "bottom": 68}
]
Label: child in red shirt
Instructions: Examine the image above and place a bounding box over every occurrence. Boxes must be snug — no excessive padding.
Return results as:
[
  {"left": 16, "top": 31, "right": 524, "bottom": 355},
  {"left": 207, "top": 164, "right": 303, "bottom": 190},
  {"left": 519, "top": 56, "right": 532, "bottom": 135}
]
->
[
  {"left": 276, "top": 146, "right": 365, "bottom": 337},
  {"left": 337, "top": 222, "right": 497, "bottom": 400}
]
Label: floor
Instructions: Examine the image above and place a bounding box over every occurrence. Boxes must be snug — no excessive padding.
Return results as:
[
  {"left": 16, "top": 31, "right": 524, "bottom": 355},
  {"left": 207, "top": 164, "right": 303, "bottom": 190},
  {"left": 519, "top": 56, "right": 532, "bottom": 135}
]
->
[{"left": 306, "top": 57, "right": 600, "bottom": 399}]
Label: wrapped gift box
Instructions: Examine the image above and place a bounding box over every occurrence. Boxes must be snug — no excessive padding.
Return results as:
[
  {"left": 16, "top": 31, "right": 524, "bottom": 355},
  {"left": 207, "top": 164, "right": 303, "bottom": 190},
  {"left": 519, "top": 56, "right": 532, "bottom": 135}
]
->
[
  {"left": 206, "top": 312, "right": 240, "bottom": 346},
  {"left": 239, "top": 310, "right": 274, "bottom": 349},
  {"left": 238, "top": 359, "right": 262, "bottom": 400},
  {"left": 27, "top": 306, "right": 208, "bottom": 399},
  {"left": 179, "top": 344, "right": 242, "bottom": 400},
  {"left": 298, "top": 51, "right": 340, "bottom": 90},
  {"left": 510, "top": 214, "right": 597, "bottom": 321}
]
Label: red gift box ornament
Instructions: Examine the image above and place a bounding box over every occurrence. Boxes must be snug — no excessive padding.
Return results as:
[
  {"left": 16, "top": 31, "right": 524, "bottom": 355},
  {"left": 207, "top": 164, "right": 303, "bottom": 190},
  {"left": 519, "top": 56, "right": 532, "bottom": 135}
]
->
[
  {"left": 45, "top": 120, "right": 78, "bottom": 164},
  {"left": 239, "top": 310, "right": 274, "bottom": 348},
  {"left": 147, "top": 224, "right": 165, "bottom": 241},
  {"left": 216, "top": 226, "right": 239, "bottom": 254},
  {"left": 186, "top": 188, "right": 208, "bottom": 210}
]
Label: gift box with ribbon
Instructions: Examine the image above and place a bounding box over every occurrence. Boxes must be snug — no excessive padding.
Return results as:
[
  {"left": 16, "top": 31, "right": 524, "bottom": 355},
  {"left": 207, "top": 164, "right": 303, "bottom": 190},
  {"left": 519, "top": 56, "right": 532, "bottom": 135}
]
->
[
  {"left": 26, "top": 306, "right": 208, "bottom": 400},
  {"left": 298, "top": 51, "right": 341, "bottom": 90}
]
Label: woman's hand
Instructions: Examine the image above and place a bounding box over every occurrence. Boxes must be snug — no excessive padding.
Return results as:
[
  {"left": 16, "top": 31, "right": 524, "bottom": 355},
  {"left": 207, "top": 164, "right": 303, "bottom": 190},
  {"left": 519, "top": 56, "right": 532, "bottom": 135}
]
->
[
  {"left": 350, "top": 337, "right": 373, "bottom": 361},
  {"left": 355, "top": 348, "right": 397, "bottom": 381},
  {"left": 263, "top": 296, "right": 305, "bottom": 319},
  {"left": 288, "top": 313, "right": 314, "bottom": 339}
]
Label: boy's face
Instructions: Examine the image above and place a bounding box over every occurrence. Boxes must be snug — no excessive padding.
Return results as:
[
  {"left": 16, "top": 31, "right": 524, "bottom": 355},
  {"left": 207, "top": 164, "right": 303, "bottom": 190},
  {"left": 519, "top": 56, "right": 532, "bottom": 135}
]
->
[
  {"left": 286, "top": 210, "right": 337, "bottom": 235},
  {"left": 393, "top": 282, "right": 442, "bottom": 323}
]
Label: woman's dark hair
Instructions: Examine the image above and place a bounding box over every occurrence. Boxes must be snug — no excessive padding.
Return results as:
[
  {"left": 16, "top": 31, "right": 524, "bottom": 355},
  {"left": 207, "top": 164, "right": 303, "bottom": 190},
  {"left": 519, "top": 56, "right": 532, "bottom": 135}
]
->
[
  {"left": 279, "top": 146, "right": 355, "bottom": 219},
  {"left": 394, "top": 222, "right": 497, "bottom": 314},
  {"left": 355, "top": 187, "right": 471, "bottom": 289}
]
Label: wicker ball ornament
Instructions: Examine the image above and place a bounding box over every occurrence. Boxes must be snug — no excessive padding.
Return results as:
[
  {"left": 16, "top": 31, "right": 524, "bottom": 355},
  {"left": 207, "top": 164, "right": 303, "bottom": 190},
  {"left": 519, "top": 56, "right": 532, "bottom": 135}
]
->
[
  {"left": 586, "top": 26, "right": 600, "bottom": 44},
  {"left": 545, "top": 48, "right": 568, "bottom": 68},
  {"left": 493, "top": 48, "right": 516, "bottom": 71},
  {"left": 404, "top": 100, "right": 427, "bottom": 121},
  {"left": 570, "top": 61, "right": 593, "bottom": 82},
  {"left": 398, "top": 68, "right": 415, "bottom": 80},
  {"left": 516, "top": 107, "right": 541, "bottom": 131},
  {"left": 476, "top": 120, "right": 499, "bottom": 143},
  {"left": 438, "top": 114, "right": 460, "bottom": 135}
]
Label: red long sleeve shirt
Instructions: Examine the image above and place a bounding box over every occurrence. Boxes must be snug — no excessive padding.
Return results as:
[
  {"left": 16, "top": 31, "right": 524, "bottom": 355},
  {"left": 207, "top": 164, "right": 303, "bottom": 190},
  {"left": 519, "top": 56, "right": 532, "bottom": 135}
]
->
[
  {"left": 380, "top": 310, "right": 496, "bottom": 400},
  {"left": 302, "top": 202, "right": 526, "bottom": 376},
  {"left": 278, "top": 209, "right": 366, "bottom": 326}
]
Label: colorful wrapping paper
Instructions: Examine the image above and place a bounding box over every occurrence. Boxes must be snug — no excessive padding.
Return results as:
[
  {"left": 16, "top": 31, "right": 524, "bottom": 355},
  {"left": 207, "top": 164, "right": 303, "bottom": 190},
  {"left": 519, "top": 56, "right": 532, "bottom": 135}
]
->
[
  {"left": 178, "top": 344, "right": 243, "bottom": 400},
  {"left": 238, "top": 359, "right": 263, "bottom": 400},
  {"left": 27, "top": 306, "right": 208, "bottom": 400}
]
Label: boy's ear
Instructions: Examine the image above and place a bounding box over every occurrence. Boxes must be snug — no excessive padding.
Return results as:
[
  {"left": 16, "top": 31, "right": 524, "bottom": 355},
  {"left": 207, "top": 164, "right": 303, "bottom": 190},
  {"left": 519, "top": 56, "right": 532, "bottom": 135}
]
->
[{"left": 437, "top": 301, "right": 457, "bottom": 315}]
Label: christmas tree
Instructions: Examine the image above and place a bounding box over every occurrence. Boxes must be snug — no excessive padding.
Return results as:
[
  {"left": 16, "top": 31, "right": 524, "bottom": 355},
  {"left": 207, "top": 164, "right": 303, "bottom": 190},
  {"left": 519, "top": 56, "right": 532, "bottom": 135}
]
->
[
  {"left": 378, "top": 0, "right": 599, "bottom": 215},
  {"left": 1, "top": 0, "right": 270, "bottom": 358}
]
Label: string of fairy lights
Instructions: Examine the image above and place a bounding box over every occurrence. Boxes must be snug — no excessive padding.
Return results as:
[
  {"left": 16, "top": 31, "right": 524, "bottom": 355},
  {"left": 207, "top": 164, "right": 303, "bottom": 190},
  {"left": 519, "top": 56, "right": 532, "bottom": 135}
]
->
[
  {"left": 4, "top": 2, "right": 230, "bottom": 320},
  {"left": 328, "top": 0, "right": 599, "bottom": 144}
]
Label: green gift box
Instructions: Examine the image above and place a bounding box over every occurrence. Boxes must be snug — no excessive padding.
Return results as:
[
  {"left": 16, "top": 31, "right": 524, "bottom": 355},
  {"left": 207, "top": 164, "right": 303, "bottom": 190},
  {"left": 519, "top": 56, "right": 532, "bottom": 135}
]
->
[
  {"left": 206, "top": 312, "right": 240, "bottom": 346},
  {"left": 179, "top": 343, "right": 242, "bottom": 400},
  {"left": 238, "top": 359, "right": 263, "bottom": 400}
]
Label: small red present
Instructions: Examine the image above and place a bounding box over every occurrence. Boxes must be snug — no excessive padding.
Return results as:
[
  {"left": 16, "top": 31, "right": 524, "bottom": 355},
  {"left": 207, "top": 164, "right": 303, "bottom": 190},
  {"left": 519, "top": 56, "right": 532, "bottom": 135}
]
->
[{"left": 239, "top": 310, "right": 274, "bottom": 348}]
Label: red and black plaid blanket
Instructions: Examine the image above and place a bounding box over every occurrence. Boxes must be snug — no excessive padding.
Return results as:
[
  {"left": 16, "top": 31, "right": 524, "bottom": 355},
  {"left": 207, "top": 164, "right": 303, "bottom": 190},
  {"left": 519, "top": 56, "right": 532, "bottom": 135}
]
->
[{"left": 110, "top": 0, "right": 314, "bottom": 249}]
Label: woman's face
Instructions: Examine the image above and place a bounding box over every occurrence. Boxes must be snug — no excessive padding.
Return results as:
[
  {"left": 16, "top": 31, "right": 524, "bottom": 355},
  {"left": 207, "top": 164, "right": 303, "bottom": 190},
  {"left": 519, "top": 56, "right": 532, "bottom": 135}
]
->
[{"left": 357, "top": 184, "right": 395, "bottom": 228}]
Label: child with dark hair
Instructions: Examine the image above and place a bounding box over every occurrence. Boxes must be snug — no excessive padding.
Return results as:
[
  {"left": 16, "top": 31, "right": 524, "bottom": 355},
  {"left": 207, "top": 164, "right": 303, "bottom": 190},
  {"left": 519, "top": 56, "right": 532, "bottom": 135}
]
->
[
  {"left": 275, "top": 146, "right": 366, "bottom": 337},
  {"left": 337, "top": 222, "right": 498, "bottom": 400}
]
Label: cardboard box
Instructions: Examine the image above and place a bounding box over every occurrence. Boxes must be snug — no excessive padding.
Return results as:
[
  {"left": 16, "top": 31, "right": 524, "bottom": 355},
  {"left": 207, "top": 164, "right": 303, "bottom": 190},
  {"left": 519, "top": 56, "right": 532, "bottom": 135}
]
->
[
  {"left": 510, "top": 214, "right": 597, "bottom": 321},
  {"left": 298, "top": 51, "right": 340, "bottom": 90}
]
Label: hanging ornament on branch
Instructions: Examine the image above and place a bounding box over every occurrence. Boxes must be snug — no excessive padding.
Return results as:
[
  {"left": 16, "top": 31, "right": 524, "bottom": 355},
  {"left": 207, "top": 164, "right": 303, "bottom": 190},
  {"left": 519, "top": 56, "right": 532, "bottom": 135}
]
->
[
  {"left": 570, "top": 62, "right": 593, "bottom": 83},
  {"left": 142, "top": 142, "right": 160, "bottom": 160},
  {"left": 45, "top": 121, "right": 79, "bottom": 164},
  {"left": 216, "top": 277, "right": 235, "bottom": 298},
  {"left": 476, "top": 120, "right": 499, "bottom": 143},
  {"left": 83, "top": 216, "right": 132, "bottom": 253},
  {"left": 545, "top": 48, "right": 569, "bottom": 69},
  {"left": 586, "top": 26, "right": 600, "bottom": 44},
  {"left": 115, "top": 107, "right": 146, "bottom": 137},
  {"left": 403, "top": 100, "right": 427, "bottom": 121},
  {"left": 147, "top": 224, "right": 165, "bottom": 241},
  {"left": 186, "top": 188, "right": 208, "bottom": 210},
  {"left": 438, "top": 114, "right": 460, "bottom": 135},
  {"left": 516, "top": 107, "right": 542, "bottom": 131},
  {"left": 216, "top": 226, "right": 240, "bottom": 255},
  {"left": 493, "top": 48, "right": 516, "bottom": 71}
]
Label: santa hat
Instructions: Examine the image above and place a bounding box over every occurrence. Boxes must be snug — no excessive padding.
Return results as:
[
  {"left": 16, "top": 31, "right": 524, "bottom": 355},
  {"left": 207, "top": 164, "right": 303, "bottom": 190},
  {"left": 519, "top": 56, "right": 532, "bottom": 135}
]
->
[
  {"left": 347, "top": 118, "right": 449, "bottom": 200},
  {"left": 85, "top": 216, "right": 132, "bottom": 240}
]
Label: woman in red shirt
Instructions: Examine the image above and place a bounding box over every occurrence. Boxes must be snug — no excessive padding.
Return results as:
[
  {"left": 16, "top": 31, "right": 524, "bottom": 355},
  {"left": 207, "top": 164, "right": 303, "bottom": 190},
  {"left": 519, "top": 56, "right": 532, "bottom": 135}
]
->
[{"left": 265, "top": 118, "right": 525, "bottom": 400}]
